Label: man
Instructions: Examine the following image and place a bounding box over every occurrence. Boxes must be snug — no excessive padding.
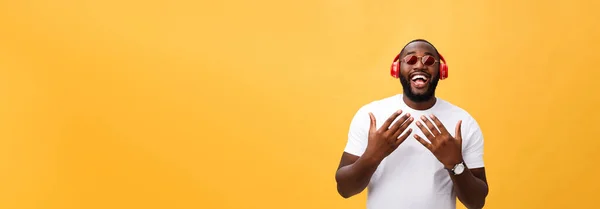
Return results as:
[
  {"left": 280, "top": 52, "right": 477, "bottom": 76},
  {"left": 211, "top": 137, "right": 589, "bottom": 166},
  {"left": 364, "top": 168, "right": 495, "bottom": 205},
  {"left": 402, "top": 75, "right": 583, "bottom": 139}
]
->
[{"left": 335, "top": 39, "right": 489, "bottom": 209}]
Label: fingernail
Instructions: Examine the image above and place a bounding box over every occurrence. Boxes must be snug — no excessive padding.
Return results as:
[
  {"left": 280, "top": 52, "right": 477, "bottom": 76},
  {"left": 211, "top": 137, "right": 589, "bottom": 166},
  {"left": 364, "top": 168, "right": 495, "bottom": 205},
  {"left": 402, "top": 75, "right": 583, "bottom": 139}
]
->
[
  {"left": 409, "top": 117, "right": 413, "bottom": 121},
  {"left": 406, "top": 113, "right": 410, "bottom": 116},
  {"left": 397, "top": 110, "right": 402, "bottom": 113},
  {"left": 421, "top": 116, "right": 426, "bottom": 120},
  {"left": 416, "top": 121, "right": 421, "bottom": 125}
]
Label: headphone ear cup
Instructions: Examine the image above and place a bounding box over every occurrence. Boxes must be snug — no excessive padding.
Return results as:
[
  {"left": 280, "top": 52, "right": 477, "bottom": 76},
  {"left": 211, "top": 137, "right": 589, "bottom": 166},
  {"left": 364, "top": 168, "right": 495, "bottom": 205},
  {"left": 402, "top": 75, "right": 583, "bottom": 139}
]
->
[
  {"left": 390, "top": 54, "right": 401, "bottom": 79},
  {"left": 391, "top": 61, "right": 399, "bottom": 78},
  {"left": 439, "top": 63, "right": 448, "bottom": 80}
]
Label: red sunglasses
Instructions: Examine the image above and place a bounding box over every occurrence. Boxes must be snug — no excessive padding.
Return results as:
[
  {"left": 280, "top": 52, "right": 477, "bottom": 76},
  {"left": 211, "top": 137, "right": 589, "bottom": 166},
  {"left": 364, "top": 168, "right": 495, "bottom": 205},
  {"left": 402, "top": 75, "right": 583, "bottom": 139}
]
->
[{"left": 401, "top": 55, "right": 439, "bottom": 66}]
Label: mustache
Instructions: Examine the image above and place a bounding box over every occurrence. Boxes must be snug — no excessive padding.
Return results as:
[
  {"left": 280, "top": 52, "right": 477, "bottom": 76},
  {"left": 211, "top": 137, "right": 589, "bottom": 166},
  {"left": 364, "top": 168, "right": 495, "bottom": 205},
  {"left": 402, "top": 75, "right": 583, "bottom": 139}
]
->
[{"left": 409, "top": 71, "right": 432, "bottom": 78}]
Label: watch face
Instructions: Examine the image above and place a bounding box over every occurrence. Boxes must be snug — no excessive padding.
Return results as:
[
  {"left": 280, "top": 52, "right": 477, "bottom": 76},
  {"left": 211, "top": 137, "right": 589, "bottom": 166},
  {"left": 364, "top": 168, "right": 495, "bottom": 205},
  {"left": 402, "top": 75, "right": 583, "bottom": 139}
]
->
[{"left": 454, "top": 163, "right": 465, "bottom": 175}]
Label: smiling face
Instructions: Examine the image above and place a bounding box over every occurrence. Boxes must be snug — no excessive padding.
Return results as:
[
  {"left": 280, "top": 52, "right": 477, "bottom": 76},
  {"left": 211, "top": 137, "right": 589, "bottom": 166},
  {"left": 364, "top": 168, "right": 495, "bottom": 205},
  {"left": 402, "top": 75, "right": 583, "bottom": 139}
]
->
[{"left": 399, "top": 41, "right": 441, "bottom": 102}]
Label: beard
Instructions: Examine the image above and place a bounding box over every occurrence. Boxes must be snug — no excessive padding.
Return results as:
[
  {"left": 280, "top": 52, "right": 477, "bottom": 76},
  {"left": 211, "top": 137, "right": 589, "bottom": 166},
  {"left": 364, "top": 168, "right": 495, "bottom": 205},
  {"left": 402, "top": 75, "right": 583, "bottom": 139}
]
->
[{"left": 399, "top": 74, "right": 440, "bottom": 103}]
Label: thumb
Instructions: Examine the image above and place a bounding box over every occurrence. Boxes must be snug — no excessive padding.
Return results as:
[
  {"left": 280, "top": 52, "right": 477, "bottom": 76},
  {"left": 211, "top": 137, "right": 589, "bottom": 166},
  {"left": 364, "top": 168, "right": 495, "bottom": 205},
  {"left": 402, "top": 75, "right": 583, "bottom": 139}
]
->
[
  {"left": 455, "top": 120, "right": 463, "bottom": 142},
  {"left": 368, "top": 112, "right": 376, "bottom": 132}
]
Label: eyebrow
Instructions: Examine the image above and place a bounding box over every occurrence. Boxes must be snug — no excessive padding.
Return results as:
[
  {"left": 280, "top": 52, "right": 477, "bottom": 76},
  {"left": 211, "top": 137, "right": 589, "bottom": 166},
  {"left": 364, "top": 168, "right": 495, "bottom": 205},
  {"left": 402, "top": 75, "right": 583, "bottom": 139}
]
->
[{"left": 405, "top": 51, "right": 435, "bottom": 56}]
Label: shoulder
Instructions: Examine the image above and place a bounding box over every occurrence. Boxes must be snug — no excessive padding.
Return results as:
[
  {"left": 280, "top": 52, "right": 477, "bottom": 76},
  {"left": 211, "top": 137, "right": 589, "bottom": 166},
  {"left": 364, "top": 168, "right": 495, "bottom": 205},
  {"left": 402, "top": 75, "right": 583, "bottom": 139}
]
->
[
  {"left": 355, "top": 94, "right": 402, "bottom": 114},
  {"left": 349, "top": 94, "right": 402, "bottom": 125},
  {"left": 436, "top": 98, "right": 477, "bottom": 121},
  {"left": 434, "top": 98, "right": 482, "bottom": 132}
]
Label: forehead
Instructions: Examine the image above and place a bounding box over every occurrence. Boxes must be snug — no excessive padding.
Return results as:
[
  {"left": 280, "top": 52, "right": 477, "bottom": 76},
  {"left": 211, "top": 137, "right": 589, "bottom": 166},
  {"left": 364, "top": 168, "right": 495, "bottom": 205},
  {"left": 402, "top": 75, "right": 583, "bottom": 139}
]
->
[{"left": 402, "top": 41, "right": 437, "bottom": 57}]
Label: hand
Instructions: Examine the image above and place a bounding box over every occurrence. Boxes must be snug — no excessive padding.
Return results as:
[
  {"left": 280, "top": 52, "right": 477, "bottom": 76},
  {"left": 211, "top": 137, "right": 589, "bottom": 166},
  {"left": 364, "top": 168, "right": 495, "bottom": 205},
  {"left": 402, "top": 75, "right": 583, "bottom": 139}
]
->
[
  {"left": 414, "top": 114, "right": 463, "bottom": 169},
  {"left": 364, "top": 110, "right": 414, "bottom": 162}
]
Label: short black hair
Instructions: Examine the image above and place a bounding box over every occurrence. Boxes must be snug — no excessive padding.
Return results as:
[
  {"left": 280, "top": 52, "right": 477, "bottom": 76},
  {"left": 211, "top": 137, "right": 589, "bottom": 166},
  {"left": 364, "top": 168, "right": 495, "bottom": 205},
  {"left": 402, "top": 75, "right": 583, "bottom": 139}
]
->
[{"left": 398, "top": 39, "right": 441, "bottom": 59}]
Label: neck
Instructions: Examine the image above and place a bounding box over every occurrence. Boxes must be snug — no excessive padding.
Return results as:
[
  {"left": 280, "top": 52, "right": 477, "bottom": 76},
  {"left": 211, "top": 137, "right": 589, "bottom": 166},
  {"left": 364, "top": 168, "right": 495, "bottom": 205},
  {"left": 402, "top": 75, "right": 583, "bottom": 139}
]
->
[{"left": 402, "top": 94, "right": 437, "bottom": 110}]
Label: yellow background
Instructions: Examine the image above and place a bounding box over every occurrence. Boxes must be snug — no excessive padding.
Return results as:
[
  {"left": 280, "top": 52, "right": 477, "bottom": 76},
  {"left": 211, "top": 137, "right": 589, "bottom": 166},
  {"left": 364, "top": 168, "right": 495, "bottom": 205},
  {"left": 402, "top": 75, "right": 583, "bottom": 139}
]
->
[{"left": 1, "top": 0, "right": 599, "bottom": 208}]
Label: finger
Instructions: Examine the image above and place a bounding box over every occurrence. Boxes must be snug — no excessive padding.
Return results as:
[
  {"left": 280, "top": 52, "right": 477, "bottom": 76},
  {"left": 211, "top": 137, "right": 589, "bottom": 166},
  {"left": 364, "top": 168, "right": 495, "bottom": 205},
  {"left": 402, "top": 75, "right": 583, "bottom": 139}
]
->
[
  {"left": 368, "top": 112, "right": 376, "bottom": 132},
  {"left": 420, "top": 115, "right": 440, "bottom": 136},
  {"left": 415, "top": 120, "right": 435, "bottom": 141},
  {"left": 414, "top": 134, "right": 432, "bottom": 150},
  {"left": 429, "top": 114, "right": 449, "bottom": 135},
  {"left": 388, "top": 113, "right": 410, "bottom": 134},
  {"left": 455, "top": 120, "right": 463, "bottom": 142},
  {"left": 380, "top": 110, "right": 402, "bottom": 131},
  {"left": 392, "top": 115, "right": 414, "bottom": 139},
  {"left": 395, "top": 128, "right": 413, "bottom": 145}
]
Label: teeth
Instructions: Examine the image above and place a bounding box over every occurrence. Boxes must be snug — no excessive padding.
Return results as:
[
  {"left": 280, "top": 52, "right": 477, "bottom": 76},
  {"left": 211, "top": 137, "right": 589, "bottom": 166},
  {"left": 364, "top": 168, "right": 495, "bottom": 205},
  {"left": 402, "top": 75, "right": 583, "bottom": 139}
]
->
[{"left": 412, "top": 75, "right": 427, "bottom": 81}]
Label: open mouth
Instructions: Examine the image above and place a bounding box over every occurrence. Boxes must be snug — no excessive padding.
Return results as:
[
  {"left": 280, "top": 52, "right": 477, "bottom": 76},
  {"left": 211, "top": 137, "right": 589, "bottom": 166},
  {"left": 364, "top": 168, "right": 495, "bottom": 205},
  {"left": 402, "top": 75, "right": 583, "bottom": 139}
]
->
[{"left": 410, "top": 74, "right": 429, "bottom": 89}]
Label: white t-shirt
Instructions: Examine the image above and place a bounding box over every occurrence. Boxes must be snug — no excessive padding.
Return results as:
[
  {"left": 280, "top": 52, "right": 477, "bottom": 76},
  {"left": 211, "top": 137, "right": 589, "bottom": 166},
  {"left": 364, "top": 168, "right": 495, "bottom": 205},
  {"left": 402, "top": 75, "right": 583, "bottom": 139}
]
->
[{"left": 344, "top": 94, "right": 485, "bottom": 209}]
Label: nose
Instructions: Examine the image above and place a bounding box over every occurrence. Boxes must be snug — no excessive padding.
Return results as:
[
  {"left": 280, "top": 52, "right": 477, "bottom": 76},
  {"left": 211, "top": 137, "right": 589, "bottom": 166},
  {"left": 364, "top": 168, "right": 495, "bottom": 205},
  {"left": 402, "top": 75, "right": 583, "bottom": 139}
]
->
[{"left": 412, "top": 58, "right": 426, "bottom": 70}]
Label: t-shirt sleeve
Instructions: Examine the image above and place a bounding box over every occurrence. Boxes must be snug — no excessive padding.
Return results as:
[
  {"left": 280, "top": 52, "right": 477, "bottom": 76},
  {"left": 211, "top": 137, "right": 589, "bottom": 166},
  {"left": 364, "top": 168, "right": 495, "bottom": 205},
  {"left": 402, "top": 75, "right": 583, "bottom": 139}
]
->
[
  {"left": 461, "top": 117, "right": 485, "bottom": 169},
  {"left": 343, "top": 106, "right": 370, "bottom": 156}
]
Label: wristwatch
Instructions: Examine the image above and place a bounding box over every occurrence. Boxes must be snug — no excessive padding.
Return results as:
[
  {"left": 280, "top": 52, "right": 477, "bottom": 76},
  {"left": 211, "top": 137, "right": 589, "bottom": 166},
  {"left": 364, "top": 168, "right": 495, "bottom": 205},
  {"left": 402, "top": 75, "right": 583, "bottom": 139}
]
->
[{"left": 447, "top": 162, "right": 466, "bottom": 175}]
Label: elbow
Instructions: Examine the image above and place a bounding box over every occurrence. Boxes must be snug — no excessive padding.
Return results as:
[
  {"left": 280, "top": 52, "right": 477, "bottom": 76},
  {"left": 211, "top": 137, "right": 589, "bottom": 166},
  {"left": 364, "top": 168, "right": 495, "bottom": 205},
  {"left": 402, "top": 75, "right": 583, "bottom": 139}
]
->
[
  {"left": 472, "top": 202, "right": 485, "bottom": 209},
  {"left": 466, "top": 199, "right": 486, "bottom": 209},
  {"left": 461, "top": 185, "right": 488, "bottom": 209},
  {"left": 335, "top": 181, "right": 354, "bottom": 199},
  {"left": 337, "top": 187, "right": 354, "bottom": 199},
  {"left": 335, "top": 172, "right": 350, "bottom": 198},
  {"left": 335, "top": 180, "right": 356, "bottom": 199},
  {"left": 472, "top": 188, "right": 488, "bottom": 208},
  {"left": 334, "top": 169, "right": 360, "bottom": 199},
  {"left": 338, "top": 192, "right": 351, "bottom": 199},
  {"left": 459, "top": 194, "right": 487, "bottom": 209}
]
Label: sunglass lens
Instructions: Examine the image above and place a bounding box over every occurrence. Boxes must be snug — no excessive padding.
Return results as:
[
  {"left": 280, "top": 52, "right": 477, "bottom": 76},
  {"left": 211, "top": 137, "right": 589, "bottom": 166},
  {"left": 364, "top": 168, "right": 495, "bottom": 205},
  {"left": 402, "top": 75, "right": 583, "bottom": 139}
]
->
[
  {"left": 423, "top": 55, "right": 435, "bottom": 66},
  {"left": 404, "top": 55, "right": 417, "bottom": 64}
]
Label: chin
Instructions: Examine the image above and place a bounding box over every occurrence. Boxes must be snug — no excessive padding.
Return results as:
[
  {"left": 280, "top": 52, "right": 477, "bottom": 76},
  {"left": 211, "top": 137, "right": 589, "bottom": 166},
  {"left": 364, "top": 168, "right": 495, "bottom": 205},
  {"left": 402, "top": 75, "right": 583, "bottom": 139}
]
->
[
  {"left": 407, "top": 92, "right": 435, "bottom": 102},
  {"left": 410, "top": 87, "right": 429, "bottom": 95},
  {"left": 400, "top": 76, "right": 438, "bottom": 102}
]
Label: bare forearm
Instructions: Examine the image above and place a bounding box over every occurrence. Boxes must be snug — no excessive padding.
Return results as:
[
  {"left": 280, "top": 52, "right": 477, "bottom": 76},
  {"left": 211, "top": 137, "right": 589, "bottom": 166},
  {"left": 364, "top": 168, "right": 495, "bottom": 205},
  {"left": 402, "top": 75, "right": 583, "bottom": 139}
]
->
[
  {"left": 335, "top": 155, "right": 381, "bottom": 198},
  {"left": 450, "top": 168, "right": 489, "bottom": 209}
]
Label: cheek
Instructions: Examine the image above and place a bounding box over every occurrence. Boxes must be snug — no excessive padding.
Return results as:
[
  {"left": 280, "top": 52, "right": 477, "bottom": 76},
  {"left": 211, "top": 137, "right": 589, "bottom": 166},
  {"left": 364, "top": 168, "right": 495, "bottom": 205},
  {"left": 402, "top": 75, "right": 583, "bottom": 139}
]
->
[
  {"left": 400, "top": 66, "right": 411, "bottom": 77},
  {"left": 431, "top": 67, "right": 439, "bottom": 77},
  {"left": 424, "top": 66, "right": 437, "bottom": 75}
]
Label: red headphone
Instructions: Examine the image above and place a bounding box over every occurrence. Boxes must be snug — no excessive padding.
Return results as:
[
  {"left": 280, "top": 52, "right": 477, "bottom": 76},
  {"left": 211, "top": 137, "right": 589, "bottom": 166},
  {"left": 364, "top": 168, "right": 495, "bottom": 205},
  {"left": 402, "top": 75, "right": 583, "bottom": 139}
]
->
[{"left": 390, "top": 53, "right": 448, "bottom": 80}]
